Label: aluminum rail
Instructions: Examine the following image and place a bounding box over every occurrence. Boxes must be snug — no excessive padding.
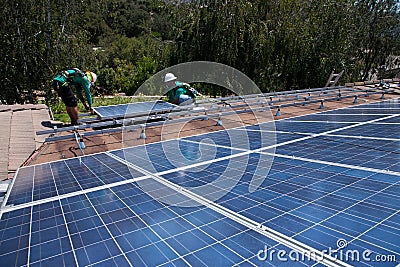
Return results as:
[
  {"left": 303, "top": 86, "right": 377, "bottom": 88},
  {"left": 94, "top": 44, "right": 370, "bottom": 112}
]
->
[
  {"left": 44, "top": 89, "right": 393, "bottom": 143},
  {"left": 195, "top": 86, "right": 359, "bottom": 104},
  {"left": 41, "top": 87, "right": 358, "bottom": 135}
]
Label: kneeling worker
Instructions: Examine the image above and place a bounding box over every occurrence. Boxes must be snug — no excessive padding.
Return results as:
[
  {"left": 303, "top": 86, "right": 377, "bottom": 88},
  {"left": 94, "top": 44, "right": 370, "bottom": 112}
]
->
[
  {"left": 53, "top": 68, "right": 97, "bottom": 125},
  {"left": 164, "top": 73, "right": 197, "bottom": 105}
]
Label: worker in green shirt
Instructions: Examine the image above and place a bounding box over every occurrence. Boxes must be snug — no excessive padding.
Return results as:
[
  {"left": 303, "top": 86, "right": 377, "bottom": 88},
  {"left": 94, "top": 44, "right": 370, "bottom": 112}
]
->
[
  {"left": 53, "top": 68, "right": 97, "bottom": 125},
  {"left": 164, "top": 73, "right": 197, "bottom": 105}
]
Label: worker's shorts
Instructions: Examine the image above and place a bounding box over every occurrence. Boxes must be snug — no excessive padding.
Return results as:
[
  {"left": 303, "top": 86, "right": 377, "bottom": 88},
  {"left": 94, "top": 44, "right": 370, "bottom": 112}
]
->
[{"left": 53, "top": 80, "right": 78, "bottom": 107}]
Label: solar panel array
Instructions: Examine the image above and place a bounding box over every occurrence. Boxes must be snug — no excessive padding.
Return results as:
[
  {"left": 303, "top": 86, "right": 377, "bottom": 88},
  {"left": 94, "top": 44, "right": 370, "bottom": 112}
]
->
[
  {"left": 1, "top": 98, "right": 399, "bottom": 266},
  {"left": 93, "top": 100, "right": 177, "bottom": 120}
]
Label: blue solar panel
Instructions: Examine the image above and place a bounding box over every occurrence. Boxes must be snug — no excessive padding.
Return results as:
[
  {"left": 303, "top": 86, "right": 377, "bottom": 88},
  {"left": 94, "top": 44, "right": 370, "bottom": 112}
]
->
[
  {"left": 274, "top": 121, "right": 357, "bottom": 134},
  {"left": 1, "top": 181, "right": 318, "bottom": 266},
  {"left": 183, "top": 128, "right": 278, "bottom": 150},
  {"left": 377, "top": 116, "right": 400, "bottom": 123},
  {"left": 1, "top": 98, "right": 399, "bottom": 266},
  {"left": 288, "top": 114, "right": 387, "bottom": 122},
  {"left": 4, "top": 153, "right": 147, "bottom": 206},
  {"left": 111, "top": 139, "right": 244, "bottom": 173},
  {"left": 159, "top": 154, "right": 399, "bottom": 266},
  {"left": 351, "top": 99, "right": 400, "bottom": 108},
  {"left": 334, "top": 123, "right": 400, "bottom": 139},
  {"left": 275, "top": 137, "right": 399, "bottom": 171},
  {"left": 324, "top": 108, "right": 400, "bottom": 115},
  {"left": 93, "top": 100, "right": 177, "bottom": 119}
]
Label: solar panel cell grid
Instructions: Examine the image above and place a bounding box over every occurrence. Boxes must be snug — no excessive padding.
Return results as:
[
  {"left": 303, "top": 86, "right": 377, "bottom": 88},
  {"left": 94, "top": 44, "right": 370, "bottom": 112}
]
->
[
  {"left": 323, "top": 108, "right": 400, "bottom": 115},
  {"left": 1, "top": 98, "right": 399, "bottom": 266},
  {"left": 155, "top": 139, "right": 398, "bottom": 264},
  {"left": 376, "top": 116, "right": 400, "bottom": 123},
  {"left": 4, "top": 167, "right": 34, "bottom": 206},
  {"left": 3, "top": 153, "right": 148, "bottom": 207},
  {"left": 288, "top": 114, "right": 386, "bottom": 122},
  {"left": 352, "top": 99, "right": 399, "bottom": 108},
  {"left": 182, "top": 130, "right": 237, "bottom": 149},
  {"left": 335, "top": 123, "right": 400, "bottom": 138},
  {"left": 114, "top": 139, "right": 243, "bottom": 174},
  {"left": 276, "top": 137, "right": 399, "bottom": 171},
  {"left": 275, "top": 121, "right": 356, "bottom": 134},
  {"left": 94, "top": 100, "right": 177, "bottom": 119},
  {"left": 4, "top": 181, "right": 320, "bottom": 266},
  {"left": 0, "top": 207, "right": 30, "bottom": 266}
]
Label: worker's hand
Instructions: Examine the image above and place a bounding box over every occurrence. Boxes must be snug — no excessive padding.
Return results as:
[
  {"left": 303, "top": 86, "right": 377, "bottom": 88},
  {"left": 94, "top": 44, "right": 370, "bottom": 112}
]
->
[{"left": 89, "top": 108, "right": 94, "bottom": 115}]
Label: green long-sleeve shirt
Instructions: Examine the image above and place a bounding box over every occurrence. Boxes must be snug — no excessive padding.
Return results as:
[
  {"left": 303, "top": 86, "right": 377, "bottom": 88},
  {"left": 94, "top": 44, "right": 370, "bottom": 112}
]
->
[
  {"left": 54, "top": 69, "right": 93, "bottom": 107},
  {"left": 166, "top": 81, "right": 195, "bottom": 104}
]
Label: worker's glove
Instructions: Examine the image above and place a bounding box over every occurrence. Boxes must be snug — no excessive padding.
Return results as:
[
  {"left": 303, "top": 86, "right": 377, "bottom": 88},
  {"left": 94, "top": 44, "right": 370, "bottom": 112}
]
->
[{"left": 189, "top": 87, "right": 198, "bottom": 95}]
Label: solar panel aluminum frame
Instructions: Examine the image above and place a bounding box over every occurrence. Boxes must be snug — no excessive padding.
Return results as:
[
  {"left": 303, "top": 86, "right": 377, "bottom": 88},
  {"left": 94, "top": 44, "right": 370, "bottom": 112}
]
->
[{"left": 93, "top": 100, "right": 178, "bottom": 120}]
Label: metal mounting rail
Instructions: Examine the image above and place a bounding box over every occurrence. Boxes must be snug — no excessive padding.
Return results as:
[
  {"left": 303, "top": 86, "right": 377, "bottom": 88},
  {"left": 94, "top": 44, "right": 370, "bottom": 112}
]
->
[
  {"left": 196, "top": 86, "right": 357, "bottom": 104},
  {"left": 224, "top": 89, "right": 361, "bottom": 109},
  {"left": 45, "top": 114, "right": 210, "bottom": 142},
  {"left": 271, "top": 90, "right": 393, "bottom": 109},
  {"left": 41, "top": 88, "right": 393, "bottom": 143},
  {"left": 40, "top": 87, "right": 358, "bottom": 135},
  {"left": 43, "top": 89, "right": 393, "bottom": 143}
]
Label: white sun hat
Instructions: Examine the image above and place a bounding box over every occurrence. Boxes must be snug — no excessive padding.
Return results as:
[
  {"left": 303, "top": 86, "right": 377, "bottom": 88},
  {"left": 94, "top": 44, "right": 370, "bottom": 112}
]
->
[{"left": 164, "top": 73, "right": 177, "bottom": 83}]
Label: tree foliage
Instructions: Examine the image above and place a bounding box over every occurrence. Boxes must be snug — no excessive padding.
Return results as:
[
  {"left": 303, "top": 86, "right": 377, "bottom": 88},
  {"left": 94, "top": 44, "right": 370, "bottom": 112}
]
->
[
  {"left": 0, "top": 0, "right": 399, "bottom": 104},
  {"left": 166, "top": 0, "right": 400, "bottom": 91},
  {"left": 1, "top": 0, "right": 97, "bottom": 104}
]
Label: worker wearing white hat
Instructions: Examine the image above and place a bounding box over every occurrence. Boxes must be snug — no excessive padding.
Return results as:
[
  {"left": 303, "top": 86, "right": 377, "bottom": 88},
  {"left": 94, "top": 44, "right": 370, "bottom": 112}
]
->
[{"left": 164, "top": 73, "right": 197, "bottom": 105}]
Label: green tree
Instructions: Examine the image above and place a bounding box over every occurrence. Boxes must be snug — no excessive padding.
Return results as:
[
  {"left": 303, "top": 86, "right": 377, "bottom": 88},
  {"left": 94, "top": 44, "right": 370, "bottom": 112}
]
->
[
  {"left": 1, "top": 0, "right": 399, "bottom": 104},
  {"left": 0, "top": 0, "right": 104, "bottom": 104},
  {"left": 165, "top": 0, "right": 400, "bottom": 92},
  {"left": 352, "top": 0, "right": 400, "bottom": 80}
]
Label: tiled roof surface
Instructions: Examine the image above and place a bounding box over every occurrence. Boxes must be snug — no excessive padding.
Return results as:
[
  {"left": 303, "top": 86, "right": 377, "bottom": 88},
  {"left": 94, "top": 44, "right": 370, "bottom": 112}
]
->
[{"left": 0, "top": 105, "right": 50, "bottom": 180}]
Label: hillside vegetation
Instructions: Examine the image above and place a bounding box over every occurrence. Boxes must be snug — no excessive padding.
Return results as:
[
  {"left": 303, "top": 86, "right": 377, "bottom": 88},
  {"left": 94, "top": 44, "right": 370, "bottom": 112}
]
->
[{"left": 1, "top": 0, "right": 399, "bottom": 104}]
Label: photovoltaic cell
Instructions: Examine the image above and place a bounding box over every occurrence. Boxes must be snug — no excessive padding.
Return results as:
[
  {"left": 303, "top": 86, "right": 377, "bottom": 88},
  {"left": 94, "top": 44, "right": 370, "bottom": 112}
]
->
[
  {"left": 4, "top": 153, "right": 147, "bottom": 206},
  {"left": 334, "top": 123, "right": 400, "bottom": 139},
  {"left": 375, "top": 116, "right": 400, "bottom": 123},
  {"left": 4, "top": 167, "right": 34, "bottom": 206},
  {"left": 93, "top": 100, "right": 177, "bottom": 119},
  {"left": 0, "top": 207, "right": 31, "bottom": 265},
  {"left": 1, "top": 98, "right": 399, "bottom": 266},
  {"left": 111, "top": 139, "right": 243, "bottom": 173},
  {"left": 160, "top": 153, "right": 399, "bottom": 266},
  {"left": 352, "top": 99, "right": 399, "bottom": 108},
  {"left": 324, "top": 108, "right": 400, "bottom": 115},
  {"left": 1, "top": 181, "right": 318, "bottom": 266},
  {"left": 274, "top": 121, "right": 356, "bottom": 134},
  {"left": 275, "top": 136, "right": 400, "bottom": 171},
  {"left": 287, "top": 114, "right": 386, "bottom": 122}
]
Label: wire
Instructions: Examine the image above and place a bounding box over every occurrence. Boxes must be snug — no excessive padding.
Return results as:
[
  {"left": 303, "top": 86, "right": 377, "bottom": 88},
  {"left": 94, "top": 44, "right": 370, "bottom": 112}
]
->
[{"left": 69, "top": 147, "right": 77, "bottom": 157}]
